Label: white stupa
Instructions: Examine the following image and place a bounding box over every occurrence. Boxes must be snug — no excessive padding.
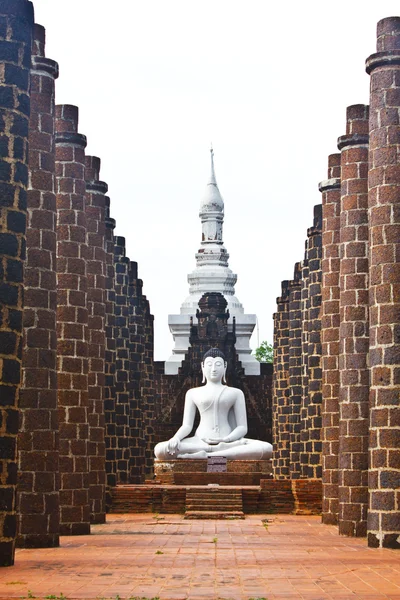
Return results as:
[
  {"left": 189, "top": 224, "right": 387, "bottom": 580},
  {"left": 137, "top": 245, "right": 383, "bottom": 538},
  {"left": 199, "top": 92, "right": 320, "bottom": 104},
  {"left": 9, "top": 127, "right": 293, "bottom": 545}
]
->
[{"left": 165, "top": 148, "right": 260, "bottom": 375}]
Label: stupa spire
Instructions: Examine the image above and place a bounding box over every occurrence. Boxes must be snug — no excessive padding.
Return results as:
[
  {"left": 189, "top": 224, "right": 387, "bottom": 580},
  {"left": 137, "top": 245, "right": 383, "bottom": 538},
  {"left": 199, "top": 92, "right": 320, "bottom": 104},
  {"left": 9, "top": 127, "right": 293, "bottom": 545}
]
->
[
  {"left": 209, "top": 146, "right": 217, "bottom": 185},
  {"left": 165, "top": 148, "right": 259, "bottom": 375}
]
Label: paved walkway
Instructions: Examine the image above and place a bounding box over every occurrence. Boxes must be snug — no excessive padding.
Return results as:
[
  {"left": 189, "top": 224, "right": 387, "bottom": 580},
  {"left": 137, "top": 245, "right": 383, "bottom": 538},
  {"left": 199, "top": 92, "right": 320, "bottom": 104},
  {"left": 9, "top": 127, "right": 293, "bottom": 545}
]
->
[{"left": 1, "top": 514, "right": 400, "bottom": 600}]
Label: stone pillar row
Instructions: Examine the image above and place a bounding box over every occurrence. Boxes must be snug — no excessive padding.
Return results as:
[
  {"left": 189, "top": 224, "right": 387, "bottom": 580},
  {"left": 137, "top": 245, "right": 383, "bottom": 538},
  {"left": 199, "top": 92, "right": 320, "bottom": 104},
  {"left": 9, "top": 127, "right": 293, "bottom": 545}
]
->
[
  {"left": 272, "top": 17, "right": 400, "bottom": 549},
  {"left": 0, "top": 11, "right": 156, "bottom": 564}
]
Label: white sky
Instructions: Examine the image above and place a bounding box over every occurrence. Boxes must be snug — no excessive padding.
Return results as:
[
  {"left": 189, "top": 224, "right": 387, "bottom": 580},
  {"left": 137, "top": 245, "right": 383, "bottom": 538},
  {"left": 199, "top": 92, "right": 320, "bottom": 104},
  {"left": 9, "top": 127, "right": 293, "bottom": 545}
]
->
[{"left": 33, "top": 0, "right": 399, "bottom": 361}]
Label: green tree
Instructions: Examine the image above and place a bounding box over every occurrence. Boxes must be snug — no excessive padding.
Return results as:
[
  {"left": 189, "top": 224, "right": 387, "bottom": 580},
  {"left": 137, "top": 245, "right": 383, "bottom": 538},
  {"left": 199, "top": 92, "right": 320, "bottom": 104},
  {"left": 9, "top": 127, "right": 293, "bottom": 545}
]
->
[{"left": 254, "top": 341, "right": 273, "bottom": 363}]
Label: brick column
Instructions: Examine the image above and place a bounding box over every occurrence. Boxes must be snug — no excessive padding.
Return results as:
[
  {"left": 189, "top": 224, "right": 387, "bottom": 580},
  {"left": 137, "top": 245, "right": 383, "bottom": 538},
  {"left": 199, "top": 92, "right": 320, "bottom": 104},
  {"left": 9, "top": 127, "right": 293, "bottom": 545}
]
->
[
  {"left": 299, "top": 247, "right": 309, "bottom": 477},
  {"left": 55, "top": 105, "right": 90, "bottom": 535},
  {"left": 319, "top": 154, "right": 341, "bottom": 525},
  {"left": 143, "top": 296, "right": 155, "bottom": 476},
  {"left": 104, "top": 198, "right": 116, "bottom": 507},
  {"left": 17, "top": 24, "right": 59, "bottom": 548},
  {"left": 272, "top": 281, "right": 290, "bottom": 479},
  {"left": 0, "top": 0, "right": 33, "bottom": 567},
  {"left": 288, "top": 263, "right": 303, "bottom": 478},
  {"left": 366, "top": 17, "right": 400, "bottom": 549},
  {"left": 302, "top": 205, "right": 323, "bottom": 479},
  {"left": 337, "top": 104, "right": 370, "bottom": 537},
  {"left": 128, "top": 262, "right": 146, "bottom": 482},
  {"left": 113, "top": 236, "right": 132, "bottom": 483},
  {"left": 85, "top": 156, "right": 106, "bottom": 524}
]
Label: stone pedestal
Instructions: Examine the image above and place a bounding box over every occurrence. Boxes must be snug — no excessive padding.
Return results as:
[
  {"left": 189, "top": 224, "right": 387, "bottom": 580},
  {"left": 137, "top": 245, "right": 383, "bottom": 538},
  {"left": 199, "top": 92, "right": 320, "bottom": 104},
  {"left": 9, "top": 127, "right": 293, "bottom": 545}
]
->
[{"left": 154, "top": 459, "right": 272, "bottom": 485}]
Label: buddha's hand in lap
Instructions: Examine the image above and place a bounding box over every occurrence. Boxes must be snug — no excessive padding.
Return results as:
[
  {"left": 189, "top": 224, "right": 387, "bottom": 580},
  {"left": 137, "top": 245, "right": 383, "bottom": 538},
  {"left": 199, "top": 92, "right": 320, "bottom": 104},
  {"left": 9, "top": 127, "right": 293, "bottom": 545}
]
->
[
  {"left": 202, "top": 437, "right": 225, "bottom": 445},
  {"left": 167, "top": 437, "right": 180, "bottom": 454}
]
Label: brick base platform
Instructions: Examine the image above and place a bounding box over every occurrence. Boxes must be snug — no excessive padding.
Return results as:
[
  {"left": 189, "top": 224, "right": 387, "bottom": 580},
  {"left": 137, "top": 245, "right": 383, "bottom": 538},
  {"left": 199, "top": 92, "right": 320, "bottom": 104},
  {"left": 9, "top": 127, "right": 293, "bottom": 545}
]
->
[
  {"left": 154, "top": 459, "right": 272, "bottom": 484},
  {"left": 110, "top": 479, "right": 322, "bottom": 516}
]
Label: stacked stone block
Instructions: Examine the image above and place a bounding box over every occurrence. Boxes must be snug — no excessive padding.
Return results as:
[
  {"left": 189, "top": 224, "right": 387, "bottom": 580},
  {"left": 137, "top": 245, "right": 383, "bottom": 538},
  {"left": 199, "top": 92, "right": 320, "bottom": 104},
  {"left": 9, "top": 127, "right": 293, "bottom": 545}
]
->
[
  {"left": 17, "top": 23, "right": 59, "bottom": 548},
  {"left": 320, "top": 154, "right": 341, "bottom": 525},
  {"left": 128, "top": 267, "right": 155, "bottom": 477},
  {"left": 272, "top": 281, "right": 290, "bottom": 478},
  {"left": 55, "top": 104, "right": 90, "bottom": 535},
  {"left": 113, "top": 236, "right": 133, "bottom": 483},
  {"left": 127, "top": 261, "right": 146, "bottom": 481},
  {"left": 104, "top": 197, "right": 116, "bottom": 507},
  {"left": 299, "top": 246, "right": 309, "bottom": 473},
  {"left": 85, "top": 156, "right": 107, "bottom": 523},
  {"left": 338, "top": 105, "right": 369, "bottom": 537},
  {"left": 0, "top": 0, "right": 33, "bottom": 567},
  {"left": 301, "top": 205, "right": 323, "bottom": 479},
  {"left": 366, "top": 17, "right": 400, "bottom": 549},
  {"left": 288, "top": 263, "right": 302, "bottom": 478}
]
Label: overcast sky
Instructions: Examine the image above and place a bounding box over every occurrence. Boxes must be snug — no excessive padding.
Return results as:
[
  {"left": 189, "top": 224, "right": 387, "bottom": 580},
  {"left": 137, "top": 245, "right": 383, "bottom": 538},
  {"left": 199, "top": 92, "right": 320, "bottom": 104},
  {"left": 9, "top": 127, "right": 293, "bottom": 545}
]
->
[{"left": 33, "top": 0, "right": 399, "bottom": 361}]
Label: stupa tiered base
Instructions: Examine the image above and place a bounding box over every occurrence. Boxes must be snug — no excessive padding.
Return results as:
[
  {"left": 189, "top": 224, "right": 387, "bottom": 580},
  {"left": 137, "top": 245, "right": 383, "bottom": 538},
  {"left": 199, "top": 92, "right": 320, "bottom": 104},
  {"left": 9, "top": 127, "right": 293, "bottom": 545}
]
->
[{"left": 154, "top": 458, "right": 273, "bottom": 485}]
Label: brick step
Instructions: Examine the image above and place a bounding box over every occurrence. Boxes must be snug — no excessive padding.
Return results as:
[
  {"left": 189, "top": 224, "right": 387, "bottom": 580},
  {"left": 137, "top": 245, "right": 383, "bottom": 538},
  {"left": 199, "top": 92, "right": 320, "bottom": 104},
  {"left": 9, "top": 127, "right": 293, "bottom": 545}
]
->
[
  {"left": 184, "top": 510, "right": 245, "bottom": 520},
  {"left": 186, "top": 487, "right": 244, "bottom": 514},
  {"left": 186, "top": 496, "right": 242, "bottom": 503},
  {"left": 186, "top": 502, "right": 242, "bottom": 510},
  {"left": 186, "top": 493, "right": 242, "bottom": 501}
]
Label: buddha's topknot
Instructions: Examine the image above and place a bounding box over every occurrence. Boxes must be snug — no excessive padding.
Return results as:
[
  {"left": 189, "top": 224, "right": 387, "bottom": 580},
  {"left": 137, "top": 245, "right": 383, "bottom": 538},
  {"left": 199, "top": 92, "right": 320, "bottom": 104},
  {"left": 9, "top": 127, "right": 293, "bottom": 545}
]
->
[{"left": 202, "top": 347, "right": 226, "bottom": 361}]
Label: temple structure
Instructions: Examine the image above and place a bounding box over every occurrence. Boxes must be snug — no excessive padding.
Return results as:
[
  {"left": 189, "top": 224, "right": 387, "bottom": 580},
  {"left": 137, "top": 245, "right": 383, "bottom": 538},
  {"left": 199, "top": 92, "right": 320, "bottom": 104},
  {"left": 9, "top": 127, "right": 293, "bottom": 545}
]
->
[{"left": 165, "top": 149, "right": 260, "bottom": 375}]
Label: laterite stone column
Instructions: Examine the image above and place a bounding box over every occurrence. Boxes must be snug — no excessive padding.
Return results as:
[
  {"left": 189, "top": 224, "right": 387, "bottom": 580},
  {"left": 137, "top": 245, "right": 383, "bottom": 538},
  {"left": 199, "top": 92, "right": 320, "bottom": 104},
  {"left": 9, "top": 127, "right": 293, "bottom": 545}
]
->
[
  {"left": 104, "top": 198, "right": 116, "bottom": 508},
  {"left": 142, "top": 294, "right": 155, "bottom": 476},
  {"left": 299, "top": 246, "right": 310, "bottom": 477},
  {"left": 18, "top": 24, "right": 59, "bottom": 548},
  {"left": 85, "top": 156, "right": 106, "bottom": 524},
  {"left": 302, "top": 205, "right": 323, "bottom": 479},
  {"left": 319, "top": 154, "right": 341, "bottom": 525},
  {"left": 113, "top": 236, "right": 132, "bottom": 483},
  {"left": 366, "top": 17, "right": 400, "bottom": 549},
  {"left": 288, "top": 263, "right": 303, "bottom": 478},
  {"left": 0, "top": 0, "right": 33, "bottom": 566},
  {"left": 128, "top": 262, "right": 146, "bottom": 482},
  {"left": 337, "top": 104, "right": 369, "bottom": 537},
  {"left": 272, "top": 281, "right": 290, "bottom": 479},
  {"left": 55, "top": 105, "right": 90, "bottom": 535}
]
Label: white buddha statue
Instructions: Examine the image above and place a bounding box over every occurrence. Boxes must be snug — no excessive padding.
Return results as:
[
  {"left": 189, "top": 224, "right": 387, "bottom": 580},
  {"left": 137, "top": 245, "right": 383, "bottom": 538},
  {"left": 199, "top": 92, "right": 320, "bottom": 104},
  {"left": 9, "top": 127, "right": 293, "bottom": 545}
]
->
[{"left": 154, "top": 348, "right": 272, "bottom": 460}]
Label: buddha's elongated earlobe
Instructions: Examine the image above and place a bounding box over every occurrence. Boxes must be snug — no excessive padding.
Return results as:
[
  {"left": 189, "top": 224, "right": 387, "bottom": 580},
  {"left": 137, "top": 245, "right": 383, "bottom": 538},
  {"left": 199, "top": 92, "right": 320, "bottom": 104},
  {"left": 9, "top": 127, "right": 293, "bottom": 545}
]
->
[
  {"left": 201, "top": 363, "right": 205, "bottom": 384},
  {"left": 222, "top": 362, "right": 227, "bottom": 384}
]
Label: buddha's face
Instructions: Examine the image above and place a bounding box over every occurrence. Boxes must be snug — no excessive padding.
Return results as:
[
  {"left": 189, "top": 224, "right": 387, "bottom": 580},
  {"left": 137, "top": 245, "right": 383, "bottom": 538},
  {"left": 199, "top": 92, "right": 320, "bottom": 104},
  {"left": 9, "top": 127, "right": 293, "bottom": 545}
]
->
[{"left": 202, "top": 356, "right": 226, "bottom": 383}]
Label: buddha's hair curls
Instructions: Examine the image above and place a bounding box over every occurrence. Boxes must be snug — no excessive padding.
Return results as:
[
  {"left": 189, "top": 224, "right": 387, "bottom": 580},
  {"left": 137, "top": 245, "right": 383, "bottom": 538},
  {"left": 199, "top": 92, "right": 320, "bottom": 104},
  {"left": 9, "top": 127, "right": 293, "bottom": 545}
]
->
[{"left": 202, "top": 347, "right": 226, "bottom": 361}]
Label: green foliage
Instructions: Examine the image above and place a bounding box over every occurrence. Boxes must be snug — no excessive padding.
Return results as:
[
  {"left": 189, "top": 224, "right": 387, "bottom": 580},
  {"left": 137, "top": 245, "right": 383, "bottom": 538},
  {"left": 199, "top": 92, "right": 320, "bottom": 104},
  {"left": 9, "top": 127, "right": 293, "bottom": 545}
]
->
[{"left": 254, "top": 341, "right": 273, "bottom": 363}]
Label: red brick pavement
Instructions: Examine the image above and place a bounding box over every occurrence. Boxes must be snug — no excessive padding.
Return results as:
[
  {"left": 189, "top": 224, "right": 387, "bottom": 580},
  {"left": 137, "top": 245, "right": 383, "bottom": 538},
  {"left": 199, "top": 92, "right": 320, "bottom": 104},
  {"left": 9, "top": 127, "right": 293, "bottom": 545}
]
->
[{"left": 0, "top": 514, "right": 399, "bottom": 600}]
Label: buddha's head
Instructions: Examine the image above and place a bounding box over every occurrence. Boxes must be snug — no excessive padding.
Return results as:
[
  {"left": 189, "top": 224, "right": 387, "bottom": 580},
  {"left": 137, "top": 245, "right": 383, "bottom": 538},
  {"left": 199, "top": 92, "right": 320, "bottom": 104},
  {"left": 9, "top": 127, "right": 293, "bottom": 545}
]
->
[{"left": 201, "top": 348, "right": 227, "bottom": 384}]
